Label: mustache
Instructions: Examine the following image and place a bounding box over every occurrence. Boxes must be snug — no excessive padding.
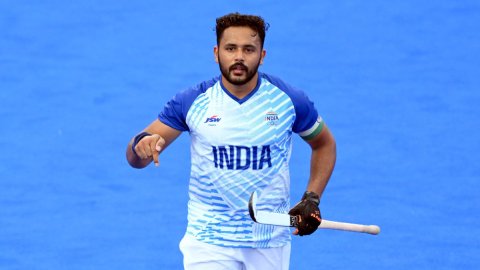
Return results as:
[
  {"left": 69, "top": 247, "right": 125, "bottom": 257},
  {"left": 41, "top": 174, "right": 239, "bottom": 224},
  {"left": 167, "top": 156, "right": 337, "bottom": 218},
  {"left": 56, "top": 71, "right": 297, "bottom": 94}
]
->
[{"left": 229, "top": 63, "right": 248, "bottom": 71}]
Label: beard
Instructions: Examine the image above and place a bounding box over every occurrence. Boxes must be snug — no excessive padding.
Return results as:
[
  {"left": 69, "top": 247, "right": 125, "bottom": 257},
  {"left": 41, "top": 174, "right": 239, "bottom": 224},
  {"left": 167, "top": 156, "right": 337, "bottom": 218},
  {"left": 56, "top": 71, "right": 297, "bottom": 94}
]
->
[{"left": 218, "top": 56, "right": 261, "bottom": 86}]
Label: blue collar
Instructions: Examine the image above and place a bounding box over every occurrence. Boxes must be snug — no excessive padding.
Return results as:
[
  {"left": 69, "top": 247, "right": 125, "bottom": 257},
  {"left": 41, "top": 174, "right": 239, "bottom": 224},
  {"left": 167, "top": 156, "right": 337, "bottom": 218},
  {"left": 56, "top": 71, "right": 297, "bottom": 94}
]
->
[{"left": 219, "top": 73, "right": 262, "bottom": 104}]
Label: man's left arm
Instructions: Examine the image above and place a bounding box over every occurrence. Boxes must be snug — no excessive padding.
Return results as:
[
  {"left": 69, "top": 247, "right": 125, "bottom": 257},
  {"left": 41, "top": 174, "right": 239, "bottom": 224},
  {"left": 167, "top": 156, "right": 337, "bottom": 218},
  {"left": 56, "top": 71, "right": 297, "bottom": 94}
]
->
[
  {"left": 305, "top": 124, "right": 336, "bottom": 197},
  {"left": 289, "top": 124, "right": 336, "bottom": 236}
]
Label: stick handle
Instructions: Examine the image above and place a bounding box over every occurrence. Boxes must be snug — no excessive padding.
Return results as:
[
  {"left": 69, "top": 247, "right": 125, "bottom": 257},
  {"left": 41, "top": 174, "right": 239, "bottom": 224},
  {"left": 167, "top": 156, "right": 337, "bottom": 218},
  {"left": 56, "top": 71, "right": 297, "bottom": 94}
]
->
[{"left": 319, "top": 219, "right": 380, "bottom": 235}]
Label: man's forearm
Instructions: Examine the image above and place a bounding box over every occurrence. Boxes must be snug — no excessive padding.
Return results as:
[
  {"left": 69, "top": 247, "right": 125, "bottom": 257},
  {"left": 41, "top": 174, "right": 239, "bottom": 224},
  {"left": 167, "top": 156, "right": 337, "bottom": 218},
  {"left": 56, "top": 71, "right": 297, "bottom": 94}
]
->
[
  {"left": 307, "top": 146, "right": 336, "bottom": 197},
  {"left": 306, "top": 128, "right": 336, "bottom": 198}
]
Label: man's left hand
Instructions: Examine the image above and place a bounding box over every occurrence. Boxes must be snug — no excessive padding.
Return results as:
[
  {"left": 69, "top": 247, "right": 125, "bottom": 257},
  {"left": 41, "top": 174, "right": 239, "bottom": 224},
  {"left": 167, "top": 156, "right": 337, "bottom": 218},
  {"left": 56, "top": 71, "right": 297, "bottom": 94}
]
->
[{"left": 288, "top": 191, "right": 322, "bottom": 236}]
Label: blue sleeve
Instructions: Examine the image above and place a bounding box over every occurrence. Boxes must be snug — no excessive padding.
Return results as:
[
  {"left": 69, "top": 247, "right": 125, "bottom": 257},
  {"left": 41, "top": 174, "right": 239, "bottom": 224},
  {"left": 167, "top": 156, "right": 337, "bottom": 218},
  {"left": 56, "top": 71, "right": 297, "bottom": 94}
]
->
[
  {"left": 261, "top": 73, "right": 319, "bottom": 133},
  {"left": 158, "top": 77, "right": 219, "bottom": 131}
]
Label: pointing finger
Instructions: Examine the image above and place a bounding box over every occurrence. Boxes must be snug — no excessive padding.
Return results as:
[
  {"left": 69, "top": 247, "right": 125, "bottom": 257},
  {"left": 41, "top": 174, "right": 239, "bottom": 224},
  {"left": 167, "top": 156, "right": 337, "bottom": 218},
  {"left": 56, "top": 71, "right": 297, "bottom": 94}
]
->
[
  {"left": 153, "top": 150, "right": 160, "bottom": 167},
  {"left": 150, "top": 134, "right": 164, "bottom": 167}
]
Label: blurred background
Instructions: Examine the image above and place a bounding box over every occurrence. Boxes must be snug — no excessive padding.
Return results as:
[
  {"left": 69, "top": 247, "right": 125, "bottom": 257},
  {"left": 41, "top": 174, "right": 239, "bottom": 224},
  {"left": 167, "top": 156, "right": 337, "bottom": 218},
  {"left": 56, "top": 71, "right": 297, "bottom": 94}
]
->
[{"left": 1, "top": 1, "right": 479, "bottom": 269}]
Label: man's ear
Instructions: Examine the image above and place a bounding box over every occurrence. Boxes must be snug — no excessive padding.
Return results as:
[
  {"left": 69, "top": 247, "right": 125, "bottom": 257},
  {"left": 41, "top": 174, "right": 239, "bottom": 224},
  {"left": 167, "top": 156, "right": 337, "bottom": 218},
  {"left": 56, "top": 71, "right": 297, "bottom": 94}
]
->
[
  {"left": 260, "top": 49, "right": 266, "bottom": 65},
  {"left": 214, "top": 46, "right": 219, "bottom": 63}
]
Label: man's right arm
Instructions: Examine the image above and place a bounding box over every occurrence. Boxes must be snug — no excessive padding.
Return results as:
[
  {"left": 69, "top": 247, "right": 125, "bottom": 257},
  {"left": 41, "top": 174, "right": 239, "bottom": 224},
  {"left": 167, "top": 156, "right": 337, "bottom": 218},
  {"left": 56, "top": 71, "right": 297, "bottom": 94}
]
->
[{"left": 126, "top": 119, "right": 182, "bottom": 169}]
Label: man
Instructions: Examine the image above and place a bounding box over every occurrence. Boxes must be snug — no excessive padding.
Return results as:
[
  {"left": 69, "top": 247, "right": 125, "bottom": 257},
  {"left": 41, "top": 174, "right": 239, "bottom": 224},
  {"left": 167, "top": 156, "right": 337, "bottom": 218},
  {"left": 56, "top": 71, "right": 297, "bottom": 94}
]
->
[{"left": 126, "top": 12, "right": 336, "bottom": 270}]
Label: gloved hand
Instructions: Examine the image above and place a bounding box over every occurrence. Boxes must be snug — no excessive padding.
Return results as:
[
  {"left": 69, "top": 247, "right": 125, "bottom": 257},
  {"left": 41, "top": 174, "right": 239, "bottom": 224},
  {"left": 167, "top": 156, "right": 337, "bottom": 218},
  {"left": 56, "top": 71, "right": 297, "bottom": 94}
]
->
[{"left": 288, "top": 191, "right": 322, "bottom": 236}]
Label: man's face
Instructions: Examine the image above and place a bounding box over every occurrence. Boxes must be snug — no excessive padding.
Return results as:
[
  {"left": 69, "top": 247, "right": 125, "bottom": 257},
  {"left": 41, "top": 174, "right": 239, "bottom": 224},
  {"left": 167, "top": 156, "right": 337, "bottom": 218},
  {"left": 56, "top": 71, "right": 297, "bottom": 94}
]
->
[{"left": 215, "top": 26, "right": 266, "bottom": 86}]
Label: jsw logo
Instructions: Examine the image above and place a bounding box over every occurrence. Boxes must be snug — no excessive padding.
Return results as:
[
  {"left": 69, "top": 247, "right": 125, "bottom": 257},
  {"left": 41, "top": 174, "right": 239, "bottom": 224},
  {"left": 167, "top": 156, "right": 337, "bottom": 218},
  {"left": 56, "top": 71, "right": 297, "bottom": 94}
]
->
[{"left": 204, "top": 115, "right": 221, "bottom": 123}]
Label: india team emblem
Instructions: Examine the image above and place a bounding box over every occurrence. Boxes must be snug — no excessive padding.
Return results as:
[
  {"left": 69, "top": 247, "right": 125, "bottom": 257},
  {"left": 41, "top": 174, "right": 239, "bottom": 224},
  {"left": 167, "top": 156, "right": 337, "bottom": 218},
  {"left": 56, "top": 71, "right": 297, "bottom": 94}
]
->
[{"left": 264, "top": 111, "right": 279, "bottom": 126}]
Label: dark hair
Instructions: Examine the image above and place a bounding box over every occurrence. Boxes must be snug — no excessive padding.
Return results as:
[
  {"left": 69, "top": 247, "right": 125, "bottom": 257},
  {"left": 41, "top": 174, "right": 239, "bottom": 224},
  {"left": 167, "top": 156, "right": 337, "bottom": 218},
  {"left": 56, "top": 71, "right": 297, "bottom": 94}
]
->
[{"left": 215, "top": 12, "right": 269, "bottom": 47}]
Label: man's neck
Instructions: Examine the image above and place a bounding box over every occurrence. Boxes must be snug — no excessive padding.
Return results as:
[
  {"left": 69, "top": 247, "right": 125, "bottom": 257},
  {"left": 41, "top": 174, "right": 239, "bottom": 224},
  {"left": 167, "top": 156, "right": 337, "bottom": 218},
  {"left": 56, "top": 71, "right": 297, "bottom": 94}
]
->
[{"left": 221, "top": 73, "right": 259, "bottom": 100}]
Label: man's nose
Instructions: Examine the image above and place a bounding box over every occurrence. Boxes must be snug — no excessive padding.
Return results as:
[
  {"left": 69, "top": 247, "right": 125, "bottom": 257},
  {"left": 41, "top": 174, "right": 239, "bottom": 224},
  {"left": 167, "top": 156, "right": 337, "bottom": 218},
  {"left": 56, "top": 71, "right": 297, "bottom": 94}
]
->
[{"left": 234, "top": 50, "right": 245, "bottom": 62}]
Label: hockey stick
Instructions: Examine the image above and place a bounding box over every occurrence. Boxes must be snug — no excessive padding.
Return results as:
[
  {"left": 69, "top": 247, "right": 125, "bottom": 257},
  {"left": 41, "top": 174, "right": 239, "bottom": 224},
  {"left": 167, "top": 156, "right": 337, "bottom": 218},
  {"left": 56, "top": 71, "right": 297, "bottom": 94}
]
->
[{"left": 248, "top": 191, "right": 380, "bottom": 235}]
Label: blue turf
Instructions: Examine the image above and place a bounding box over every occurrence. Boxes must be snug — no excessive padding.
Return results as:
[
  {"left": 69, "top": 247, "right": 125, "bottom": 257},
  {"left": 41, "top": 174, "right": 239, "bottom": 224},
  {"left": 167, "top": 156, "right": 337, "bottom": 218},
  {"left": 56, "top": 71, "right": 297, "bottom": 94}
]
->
[{"left": 1, "top": 1, "right": 479, "bottom": 269}]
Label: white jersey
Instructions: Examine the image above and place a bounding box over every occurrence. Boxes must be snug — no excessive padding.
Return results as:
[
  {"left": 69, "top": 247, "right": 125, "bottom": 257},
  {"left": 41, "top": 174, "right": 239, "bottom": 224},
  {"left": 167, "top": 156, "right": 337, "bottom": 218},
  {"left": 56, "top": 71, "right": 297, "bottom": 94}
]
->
[{"left": 158, "top": 72, "right": 324, "bottom": 248}]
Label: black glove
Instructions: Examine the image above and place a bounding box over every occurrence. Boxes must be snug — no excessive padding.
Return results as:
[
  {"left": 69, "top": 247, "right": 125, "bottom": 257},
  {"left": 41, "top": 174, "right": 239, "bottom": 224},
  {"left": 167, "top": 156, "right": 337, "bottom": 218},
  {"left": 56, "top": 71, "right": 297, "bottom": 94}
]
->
[{"left": 288, "top": 191, "right": 322, "bottom": 236}]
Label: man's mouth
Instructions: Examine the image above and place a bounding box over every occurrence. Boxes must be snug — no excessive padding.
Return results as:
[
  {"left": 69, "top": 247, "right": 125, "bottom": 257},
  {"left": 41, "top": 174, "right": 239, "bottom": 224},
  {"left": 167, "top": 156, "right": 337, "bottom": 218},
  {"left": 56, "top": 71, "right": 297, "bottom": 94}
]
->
[{"left": 230, "top": 64, "right": 247, "bottom": 75}]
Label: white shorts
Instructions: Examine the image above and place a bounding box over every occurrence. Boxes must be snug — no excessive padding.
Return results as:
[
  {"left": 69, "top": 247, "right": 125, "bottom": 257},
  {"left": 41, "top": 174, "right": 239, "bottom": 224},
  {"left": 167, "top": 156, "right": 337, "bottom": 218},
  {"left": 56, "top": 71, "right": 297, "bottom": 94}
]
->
[{"left": 179, "top": 234, "right": 291, "bottom": 270}]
